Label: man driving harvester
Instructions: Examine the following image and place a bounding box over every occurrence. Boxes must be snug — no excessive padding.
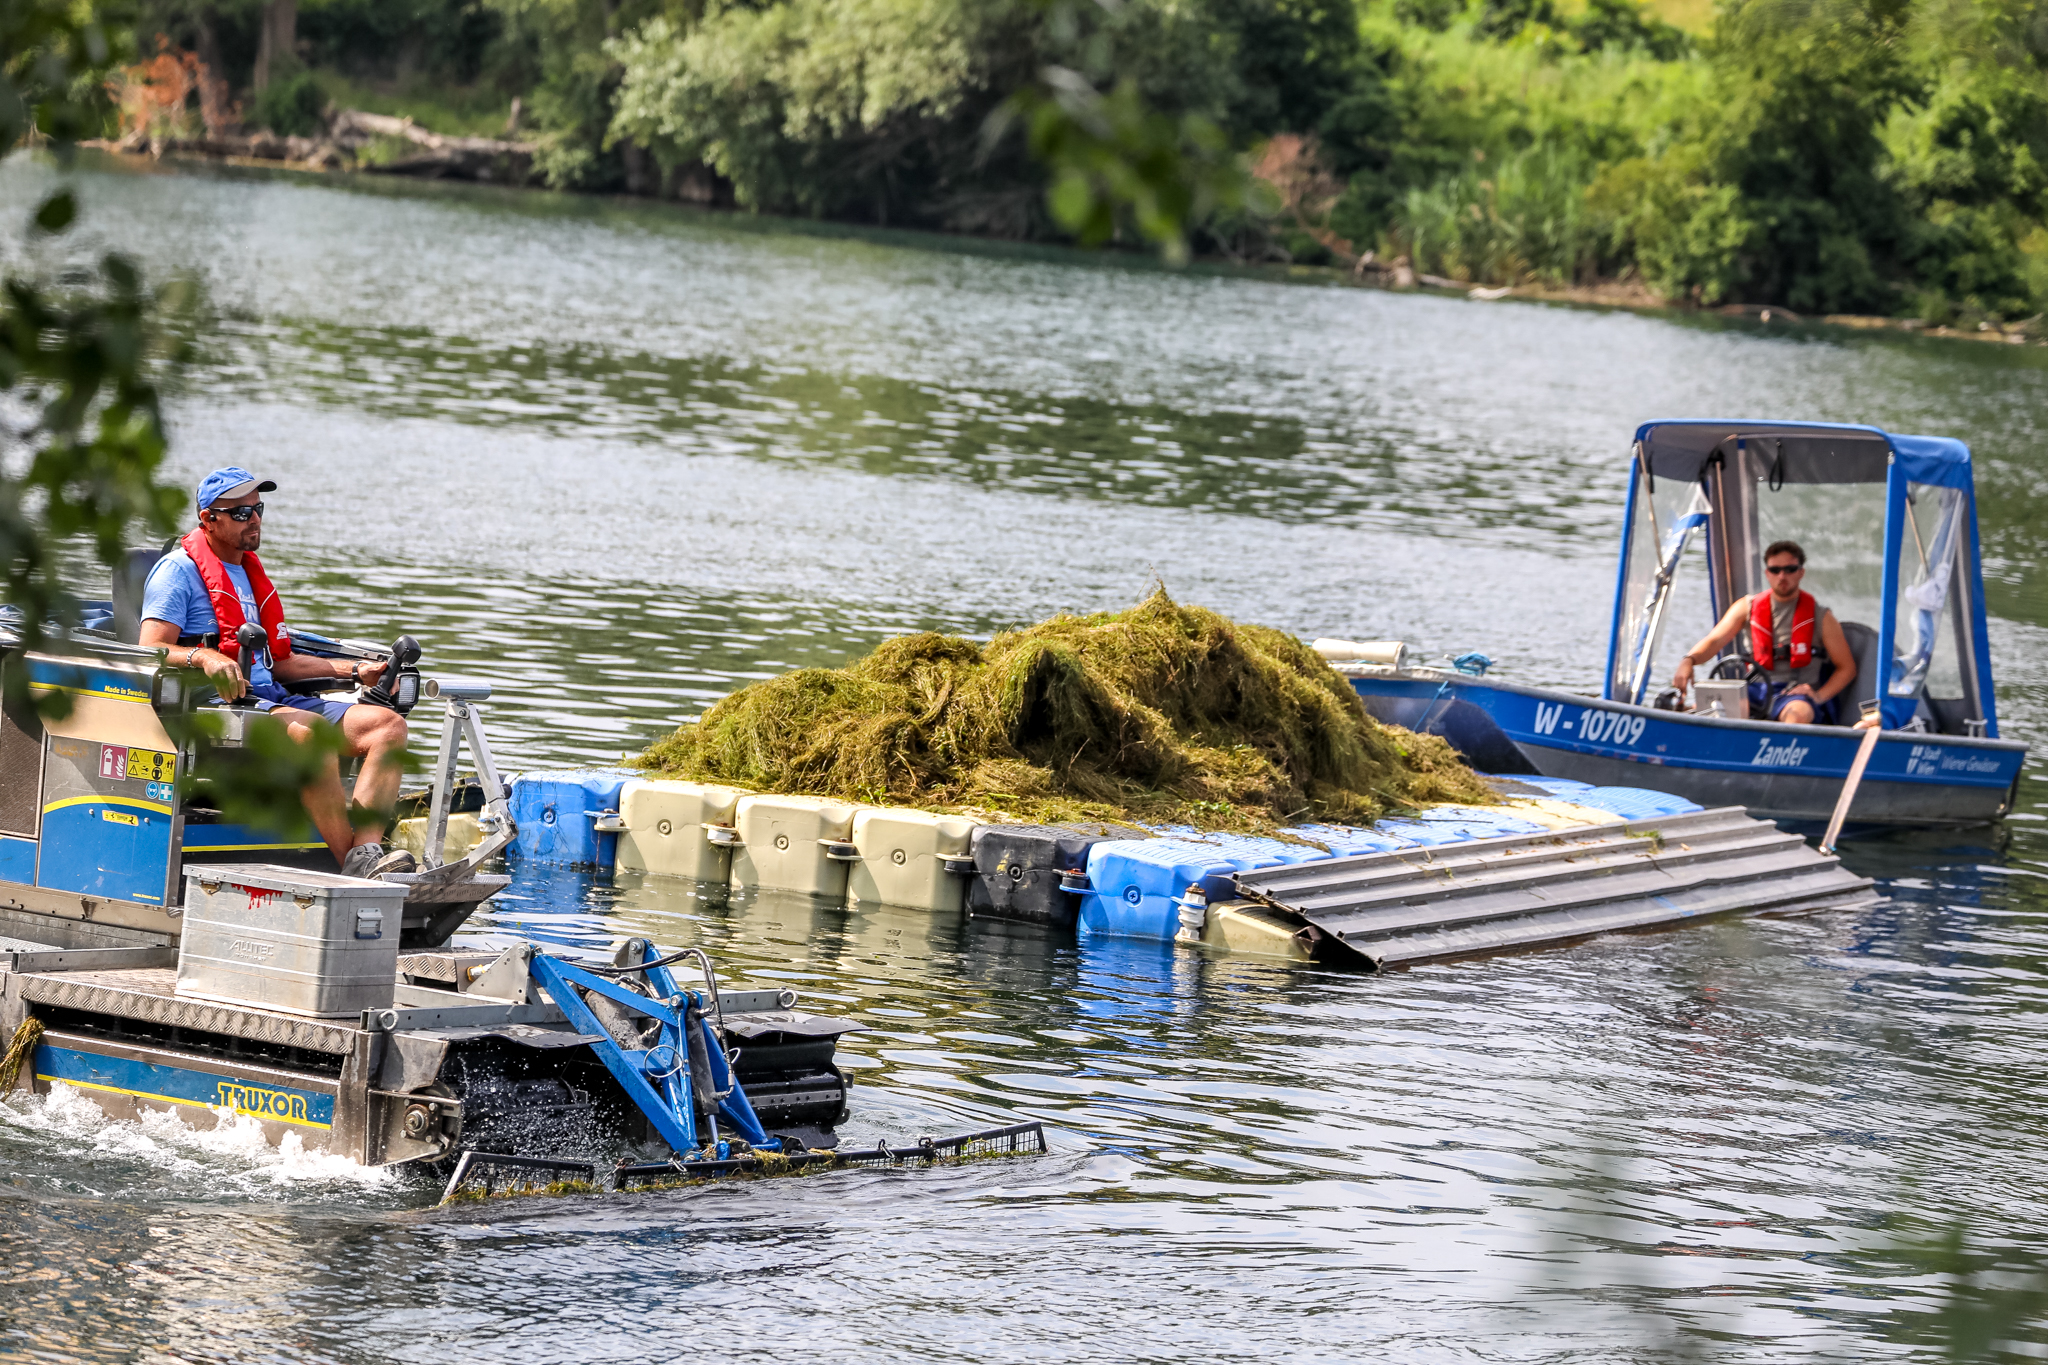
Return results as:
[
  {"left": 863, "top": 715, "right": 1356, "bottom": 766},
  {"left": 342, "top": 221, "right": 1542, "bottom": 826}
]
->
[
  {"left": 1671, "top": 539, "right": 1858, "bottom": 725},
  {"left": 138, "top": 467, "right": 417, "bottom": 880}
]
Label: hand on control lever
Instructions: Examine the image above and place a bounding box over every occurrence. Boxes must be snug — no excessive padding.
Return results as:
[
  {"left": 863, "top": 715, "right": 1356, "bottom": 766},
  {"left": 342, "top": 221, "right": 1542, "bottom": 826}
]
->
[
  {"left": 355, "top": 658, "right": 389, "bottom": 690},
  {"left": 359, "top": 635, "right": 421, "bottom": 713},
  {"left": 219, "top": 623, "right": 269, "bottom": 706},
  {"left": 200, "top": 650, "right": 247, "bottom": 702}
]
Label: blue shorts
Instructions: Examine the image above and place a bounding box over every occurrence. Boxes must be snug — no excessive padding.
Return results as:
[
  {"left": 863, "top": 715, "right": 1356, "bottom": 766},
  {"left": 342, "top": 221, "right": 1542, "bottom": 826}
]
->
[
  {"left": 256, "top": 694, "right": 355, "bottom": 726},
  {"left": 1750, "top": 680, "right": 1837, "bottom": 726}
]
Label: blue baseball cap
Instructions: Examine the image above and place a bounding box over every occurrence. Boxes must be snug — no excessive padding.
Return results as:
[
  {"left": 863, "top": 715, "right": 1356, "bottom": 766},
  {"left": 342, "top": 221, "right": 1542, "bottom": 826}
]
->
[{"left": 195, "top": 466, "right": 277, "bottom": 512}]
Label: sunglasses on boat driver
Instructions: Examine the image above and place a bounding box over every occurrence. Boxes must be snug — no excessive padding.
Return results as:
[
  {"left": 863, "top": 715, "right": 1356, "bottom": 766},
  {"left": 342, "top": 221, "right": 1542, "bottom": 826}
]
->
[
  {"left": 206, "top": 501, "right": 264, "bottom": 522},
  {"left": 1765, "top": 561, "right": 1804, "bottom": 575}
]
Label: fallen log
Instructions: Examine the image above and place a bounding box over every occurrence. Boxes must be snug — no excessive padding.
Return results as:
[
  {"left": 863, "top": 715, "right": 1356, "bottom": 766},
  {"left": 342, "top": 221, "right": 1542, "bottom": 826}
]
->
[
  {"left": 328, "top": 109, "right": 540, "bottom": 184},
  {"left": 84, "top": 110, "right": 540, "bottom": 185}
]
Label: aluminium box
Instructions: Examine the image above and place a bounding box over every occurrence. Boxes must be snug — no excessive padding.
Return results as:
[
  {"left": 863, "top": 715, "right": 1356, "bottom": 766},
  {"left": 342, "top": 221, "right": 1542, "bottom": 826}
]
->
[{"left": 176, "top": 864, "right": 407, "bottom": 1018}]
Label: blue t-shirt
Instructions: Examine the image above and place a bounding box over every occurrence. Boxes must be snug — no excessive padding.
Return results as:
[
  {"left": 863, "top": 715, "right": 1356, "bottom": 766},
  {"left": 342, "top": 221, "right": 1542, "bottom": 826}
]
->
[{"left": 140, "top": 550, "right": 283, "bottom": 698}]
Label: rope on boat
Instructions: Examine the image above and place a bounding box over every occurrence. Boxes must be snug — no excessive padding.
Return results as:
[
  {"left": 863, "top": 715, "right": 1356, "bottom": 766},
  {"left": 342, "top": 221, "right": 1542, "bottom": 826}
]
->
[{"left": 0, "top": 1017, "right": 45, "bottom": 1094}]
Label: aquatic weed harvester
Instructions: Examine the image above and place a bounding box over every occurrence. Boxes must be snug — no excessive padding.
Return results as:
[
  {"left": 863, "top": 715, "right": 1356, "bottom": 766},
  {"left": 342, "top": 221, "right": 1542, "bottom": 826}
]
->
[{"left": 0, "top": 578, "right": 1042, "bottom": 1195}]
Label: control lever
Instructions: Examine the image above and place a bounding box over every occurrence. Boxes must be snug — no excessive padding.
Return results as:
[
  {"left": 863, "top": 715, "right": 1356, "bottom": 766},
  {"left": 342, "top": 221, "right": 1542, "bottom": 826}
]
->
[
  {"left": 358, "top": 634, "right": 422, "bottom": 715},
  {"left": 229, "top": 623, "right": 270, "bottom": 707}
]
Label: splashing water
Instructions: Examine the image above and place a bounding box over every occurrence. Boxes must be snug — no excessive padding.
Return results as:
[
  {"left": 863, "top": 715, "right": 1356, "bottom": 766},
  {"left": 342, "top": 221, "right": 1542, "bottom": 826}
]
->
[{"left": 0, "top": 1084, "right": 396, "bottom": 1199}]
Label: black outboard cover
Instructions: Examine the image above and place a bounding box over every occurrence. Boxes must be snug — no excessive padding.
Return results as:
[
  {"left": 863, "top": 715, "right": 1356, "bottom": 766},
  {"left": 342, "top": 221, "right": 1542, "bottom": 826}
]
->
[{"left": 719, "top": 1010, "right": 860, "bottom": 1140}]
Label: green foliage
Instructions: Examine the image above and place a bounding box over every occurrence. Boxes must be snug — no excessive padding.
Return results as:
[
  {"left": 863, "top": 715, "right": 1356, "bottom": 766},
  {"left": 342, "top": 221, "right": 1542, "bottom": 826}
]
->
[
  {"left": 2, "top": 0, "right": 121, "bottom": 151},
  {"left": 1003, "top": 70, "right": 1263, "bottom": 263},
  {"left": 1345, "top": 0, "right": 2048, "bottom": 315},
  {"left": 94, "top": 0, "right": 2048, "bottom": 304},
  {"left": 164, "top": 705, "right": 354, "bottom": 836},
  {"left": 1572, "top": 0, "right": 1690, "bottom": 57},
  {"left": 0, "top": 0, "right": 186, "bottom": 722},
  {"left": 308, "top": 69, "right": 516, "bottom": 136},
  {"left": 1589, "top": 150, "right": 1754, "bottom": 300},
  {"left": 252, "top": 60, "right": 328, "bottom": 135},
  {"left": 1392, "top": 141, "right": 1612, "bottom": 282},
  {"left": 609, "top": 0, "right": 1015, "bottom": 216}
]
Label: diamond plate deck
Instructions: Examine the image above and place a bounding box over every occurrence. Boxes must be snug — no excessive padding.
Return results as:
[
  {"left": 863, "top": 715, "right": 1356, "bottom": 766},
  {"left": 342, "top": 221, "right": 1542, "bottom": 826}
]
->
[{"left": 16, "top": 967, "right": 363, "bottom": 1054}]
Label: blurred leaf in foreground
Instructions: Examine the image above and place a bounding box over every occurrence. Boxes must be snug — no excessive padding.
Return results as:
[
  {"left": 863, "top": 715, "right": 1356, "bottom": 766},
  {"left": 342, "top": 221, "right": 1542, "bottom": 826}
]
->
[
  {"left": 1, "top": 0, "right": 186, "bottom": 721},
  {"left": 985, "top": 0, "right": 1273, "bottom": 265}
]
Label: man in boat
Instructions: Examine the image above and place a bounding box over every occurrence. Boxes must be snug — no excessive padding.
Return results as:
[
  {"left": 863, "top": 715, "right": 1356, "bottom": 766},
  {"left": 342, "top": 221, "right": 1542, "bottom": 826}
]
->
[
  {"left": 1670, "top": 540, "right": 1857, "bottom": 725},
  {"left": 137, "top": 468, "right": 417, "bottom": 880}
]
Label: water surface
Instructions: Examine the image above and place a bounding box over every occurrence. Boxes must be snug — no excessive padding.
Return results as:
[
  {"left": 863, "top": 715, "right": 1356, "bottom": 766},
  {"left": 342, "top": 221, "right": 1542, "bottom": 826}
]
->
[{"left": 3, "top": 157, "right": 2048, "bottom": 1362}]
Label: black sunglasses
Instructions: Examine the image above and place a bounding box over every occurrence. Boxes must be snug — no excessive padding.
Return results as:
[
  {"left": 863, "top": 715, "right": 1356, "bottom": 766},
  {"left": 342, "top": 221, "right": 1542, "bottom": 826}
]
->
[
  {"left": 208, "top": 501, "right": 264, "bottom": 522},
  {"left": 1765, "top": 562, "right": 1803, "bottom": 575}
]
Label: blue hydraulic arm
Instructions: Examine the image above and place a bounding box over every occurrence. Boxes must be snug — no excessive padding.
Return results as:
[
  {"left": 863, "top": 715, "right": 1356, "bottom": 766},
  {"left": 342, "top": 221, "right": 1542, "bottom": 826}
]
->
[
  {"left": 527, "top": 952, "right": 772, "bottom": 1158},
  {"left": 640, "top": 955, "right": 774, "bottom": 1146}
]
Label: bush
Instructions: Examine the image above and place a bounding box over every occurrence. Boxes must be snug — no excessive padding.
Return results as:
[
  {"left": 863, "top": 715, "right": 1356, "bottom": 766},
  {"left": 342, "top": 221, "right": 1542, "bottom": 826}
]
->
[
  {"left": 1571, "top": 0, "right": 1690, "bottom": 59},
  {"left": 1588, "top": 153, "right": 1754, "bottom": 302},
  {"left": 252, "top": 65, "right": 326, "bottom": 137},
  {"left": 1391, "top": 142, "right": 1611, "bottom": 284}
]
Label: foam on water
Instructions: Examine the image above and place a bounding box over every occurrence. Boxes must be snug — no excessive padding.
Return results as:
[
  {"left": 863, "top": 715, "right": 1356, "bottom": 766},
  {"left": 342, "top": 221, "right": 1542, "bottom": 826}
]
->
[{"left": 0, "top": 1083, "right": 394, "bottom": 1195}]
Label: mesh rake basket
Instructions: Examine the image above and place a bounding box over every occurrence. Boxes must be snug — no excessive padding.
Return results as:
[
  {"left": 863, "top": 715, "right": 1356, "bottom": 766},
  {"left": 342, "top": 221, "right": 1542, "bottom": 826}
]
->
[{"left": 613, "top": 1121, "right": 1049, "bottom": 1189}]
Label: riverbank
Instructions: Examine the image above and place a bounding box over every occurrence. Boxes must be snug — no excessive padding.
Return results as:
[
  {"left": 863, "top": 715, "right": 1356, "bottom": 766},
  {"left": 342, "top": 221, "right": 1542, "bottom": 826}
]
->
[{"left": 60, "top": 143, "right": 2048, "bottom": 353}]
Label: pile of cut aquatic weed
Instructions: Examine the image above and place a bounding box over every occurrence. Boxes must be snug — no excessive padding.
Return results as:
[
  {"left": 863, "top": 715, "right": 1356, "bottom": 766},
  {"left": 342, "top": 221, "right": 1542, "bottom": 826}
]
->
[{"left": 636, "top": 589, "right": 1493, "bottom": 831}]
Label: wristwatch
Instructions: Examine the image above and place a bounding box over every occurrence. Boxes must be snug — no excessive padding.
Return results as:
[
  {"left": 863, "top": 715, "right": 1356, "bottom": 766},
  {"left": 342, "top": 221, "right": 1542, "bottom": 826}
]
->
[{"left": 349, "top": 663, "right": 361, "bottom": 686}]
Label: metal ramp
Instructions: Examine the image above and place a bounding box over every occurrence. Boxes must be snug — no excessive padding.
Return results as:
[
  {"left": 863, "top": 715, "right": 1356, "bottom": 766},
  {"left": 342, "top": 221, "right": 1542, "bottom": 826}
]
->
[{"left": 1233, "top": 807, "right": 1879, "bottom": 970}]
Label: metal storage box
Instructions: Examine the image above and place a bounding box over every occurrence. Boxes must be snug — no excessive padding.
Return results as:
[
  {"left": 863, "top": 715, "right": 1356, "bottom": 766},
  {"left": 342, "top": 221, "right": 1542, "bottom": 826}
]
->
[
  {"left": 176, "top": 864, "right": 407, "bottom": 1018},
  {"left": 1693, "top": 678, "right": 1750, "bottom": 719}
]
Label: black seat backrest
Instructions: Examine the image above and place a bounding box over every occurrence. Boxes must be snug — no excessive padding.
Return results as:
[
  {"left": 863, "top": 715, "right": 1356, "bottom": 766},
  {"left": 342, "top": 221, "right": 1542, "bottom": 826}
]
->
[
  {"left": 112, "top": 546, "right": 165, "bottom": 644},
  {"left": 1835, "top": 619, "right": 1880, "bottom": 722}
]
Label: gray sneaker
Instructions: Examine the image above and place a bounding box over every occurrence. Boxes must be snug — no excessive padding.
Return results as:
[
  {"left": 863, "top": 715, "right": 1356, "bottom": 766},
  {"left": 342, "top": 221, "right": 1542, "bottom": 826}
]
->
[
  {"left": 340, "top": 843, "right": 384, "bottom": 880},
  {"left": 372, "top": 847, "right": 418, "bottom": 877},
  {"left": 341, "top": 844, "right": 417, "bottom": 879}
]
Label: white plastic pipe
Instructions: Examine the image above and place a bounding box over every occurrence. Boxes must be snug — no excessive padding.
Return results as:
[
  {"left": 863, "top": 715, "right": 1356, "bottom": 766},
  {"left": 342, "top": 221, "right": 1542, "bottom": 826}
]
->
[
  {"left": 1313, "top": 639, "right": 1408, "bottom": 668},
  {"left": 1820, "top": 724, "right": 1882, "bottom": 855}
]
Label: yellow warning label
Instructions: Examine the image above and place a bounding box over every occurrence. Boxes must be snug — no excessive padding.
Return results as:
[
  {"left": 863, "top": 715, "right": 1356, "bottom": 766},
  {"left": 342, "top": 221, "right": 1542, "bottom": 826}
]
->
[
  {"left": 102, "top": 810, "right": 139, "bottom": 826},
  {"left": 125, "top": 748, "right": 175, "bottom": 782}
]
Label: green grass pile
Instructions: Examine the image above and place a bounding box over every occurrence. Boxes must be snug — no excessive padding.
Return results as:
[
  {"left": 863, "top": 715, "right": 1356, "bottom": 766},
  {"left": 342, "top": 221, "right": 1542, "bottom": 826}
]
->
[{"left": 637, "top": 588, "right": 1494, "bottom": 830}]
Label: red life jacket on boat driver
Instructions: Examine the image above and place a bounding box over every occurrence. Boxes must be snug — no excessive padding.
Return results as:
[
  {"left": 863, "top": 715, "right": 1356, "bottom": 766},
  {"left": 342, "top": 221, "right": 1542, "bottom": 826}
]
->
[
  {"left": 1748, "top": 589, "right": 1814, "bottom": 673},
  {"left": 179, "top": 525, "right": 293, "bottom": 664}
]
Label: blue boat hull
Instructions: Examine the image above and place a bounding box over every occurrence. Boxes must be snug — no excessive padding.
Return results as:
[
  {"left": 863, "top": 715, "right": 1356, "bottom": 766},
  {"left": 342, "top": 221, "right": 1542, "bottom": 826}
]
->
[{"left": 1347, "top": 671, "right": 2024, "bottom": 825}]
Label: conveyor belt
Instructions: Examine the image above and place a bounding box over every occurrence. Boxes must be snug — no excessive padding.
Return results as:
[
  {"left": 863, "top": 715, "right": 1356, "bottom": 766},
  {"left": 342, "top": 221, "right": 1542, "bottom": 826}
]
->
[{"left": 1233, "top": 806, "right": 1879, "bottom": 969}]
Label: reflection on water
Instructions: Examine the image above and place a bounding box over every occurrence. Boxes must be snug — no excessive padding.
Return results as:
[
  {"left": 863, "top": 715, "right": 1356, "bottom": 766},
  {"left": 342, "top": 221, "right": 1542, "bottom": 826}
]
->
[{"left": 2, "top": 157, "right": 2048, "bottom": 1360}]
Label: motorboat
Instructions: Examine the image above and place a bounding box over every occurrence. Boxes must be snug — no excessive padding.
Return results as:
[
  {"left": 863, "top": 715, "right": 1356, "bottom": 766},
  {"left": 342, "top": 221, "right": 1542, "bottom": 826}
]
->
[{"left": 1339, "top": 420, "right": 2027, "bottom": 825}]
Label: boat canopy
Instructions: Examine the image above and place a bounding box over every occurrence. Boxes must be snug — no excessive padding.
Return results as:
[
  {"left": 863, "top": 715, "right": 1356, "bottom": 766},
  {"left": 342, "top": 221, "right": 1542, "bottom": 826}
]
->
[{"left": 1604, "top": 420, "right": 1997, "bottom": 735}]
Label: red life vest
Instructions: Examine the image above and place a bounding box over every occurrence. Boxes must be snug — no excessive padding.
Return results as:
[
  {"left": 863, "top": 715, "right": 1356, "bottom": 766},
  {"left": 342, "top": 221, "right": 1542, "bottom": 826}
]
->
[
  {"left": 180, "top": 526, "right": 292, "bottom": 663},
  {"left": 1748, "top": 590, "right": 1814, "bottom": 672}
]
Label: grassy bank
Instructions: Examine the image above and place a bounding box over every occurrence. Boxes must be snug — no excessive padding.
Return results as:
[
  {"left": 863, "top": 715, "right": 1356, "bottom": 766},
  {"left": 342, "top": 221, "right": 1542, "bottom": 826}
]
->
[{"left": 114, "top": 0, "right": 2048, "bottom": 321}]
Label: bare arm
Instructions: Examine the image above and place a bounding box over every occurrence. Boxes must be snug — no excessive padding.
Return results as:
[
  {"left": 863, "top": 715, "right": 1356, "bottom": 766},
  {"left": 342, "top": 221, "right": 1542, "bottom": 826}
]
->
[
  {"left": 272, "top": 650, "right": 386, "bottom": 689},
  {"left": 139, "top": 622, "right": 386, "bottom": 698},
  {"left": 1672, "top": 598, "right": 1752, "bottom": 693},
  {"left": 140, "top": 619, "right": 248, "bottom": 701}
]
